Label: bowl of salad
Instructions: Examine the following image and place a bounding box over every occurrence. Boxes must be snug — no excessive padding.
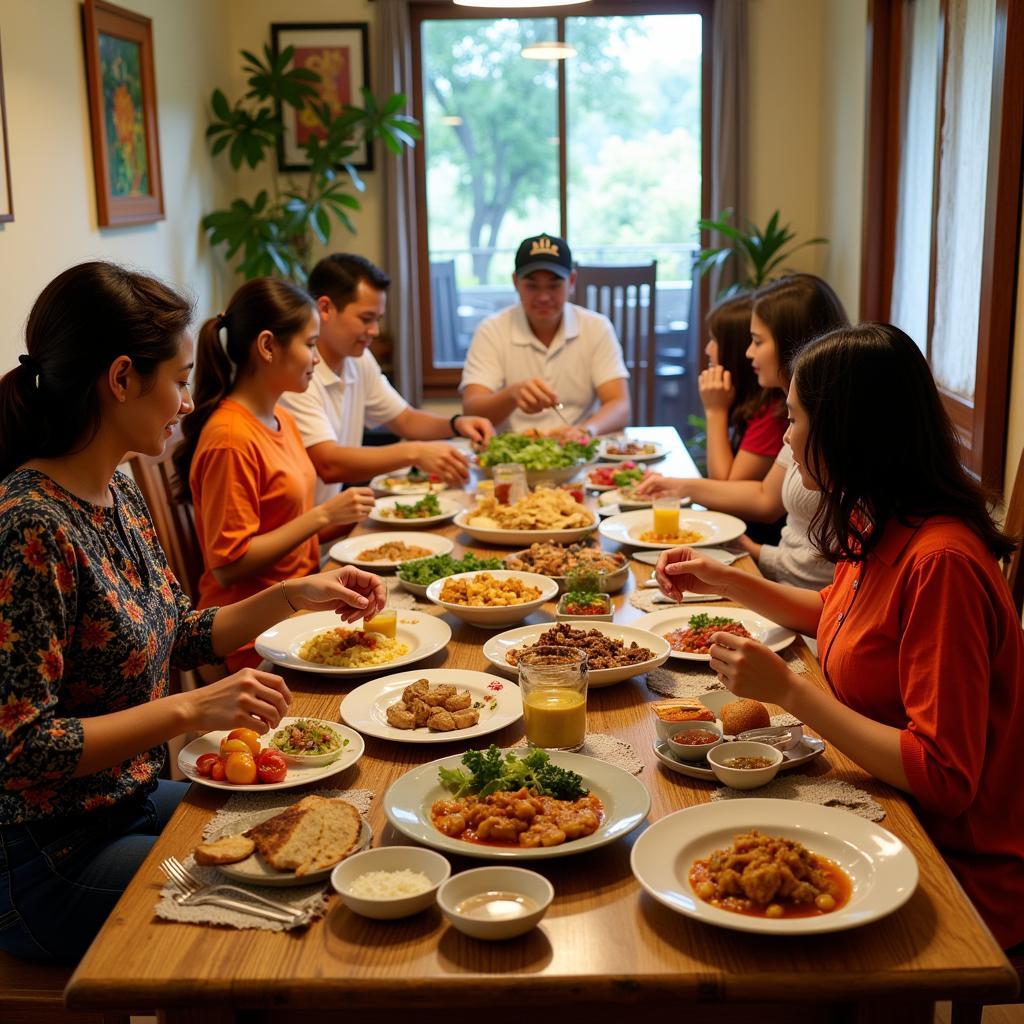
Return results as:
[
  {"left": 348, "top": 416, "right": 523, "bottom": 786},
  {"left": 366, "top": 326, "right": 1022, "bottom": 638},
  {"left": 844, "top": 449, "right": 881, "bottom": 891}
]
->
[
  {"left": 555, "top": 591, "right": 614, "bottom": 622},
  {"left": 269, "top": 718, "right": 355, "bottom": 767},
  {"left": 395, "top": 552, "right": 505, "bottom": 598},
  {"left": 586, "top": 461, "right": 651, "bottom": 492},
  {"left": 476, "top": 433, "right": 598, "bottom": 486}
]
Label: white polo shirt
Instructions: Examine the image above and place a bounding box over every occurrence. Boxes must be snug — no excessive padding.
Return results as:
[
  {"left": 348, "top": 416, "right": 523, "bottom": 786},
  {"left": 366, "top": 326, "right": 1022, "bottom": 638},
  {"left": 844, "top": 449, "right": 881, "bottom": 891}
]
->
[
  {"left": 278, "top": 350, "right": 408, "bottom": 504},
  {"left": 459, "top": 302, "right": 629, "bottom": 433}
]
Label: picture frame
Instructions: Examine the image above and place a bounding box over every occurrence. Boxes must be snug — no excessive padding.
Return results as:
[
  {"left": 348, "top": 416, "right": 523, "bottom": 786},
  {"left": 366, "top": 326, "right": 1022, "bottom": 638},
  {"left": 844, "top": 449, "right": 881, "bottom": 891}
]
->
[
  {"left": 272, "top": 22, "right": 372, "bottom": 173},
  {"left": 82, "top": 0, "right": 164, "bottom": 227},
  {"left": 0, "top": 31, "right": 13, "bottom": 223}
]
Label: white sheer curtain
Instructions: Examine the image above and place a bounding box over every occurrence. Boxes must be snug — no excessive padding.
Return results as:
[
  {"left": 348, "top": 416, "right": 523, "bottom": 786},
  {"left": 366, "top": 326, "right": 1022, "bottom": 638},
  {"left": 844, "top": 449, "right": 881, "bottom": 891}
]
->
[
  {"left": 930, "top": 0, "right": 995, "bottom": 400},
  {"left": 374, "top": 0, "right": 423, "bottom": 404}
]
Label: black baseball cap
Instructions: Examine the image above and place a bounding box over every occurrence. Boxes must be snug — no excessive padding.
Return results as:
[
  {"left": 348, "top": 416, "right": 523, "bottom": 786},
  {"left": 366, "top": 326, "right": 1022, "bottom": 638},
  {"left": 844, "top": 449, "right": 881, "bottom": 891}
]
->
[{"left": 514, "top": 233, "right": 573, "bottom": 279}]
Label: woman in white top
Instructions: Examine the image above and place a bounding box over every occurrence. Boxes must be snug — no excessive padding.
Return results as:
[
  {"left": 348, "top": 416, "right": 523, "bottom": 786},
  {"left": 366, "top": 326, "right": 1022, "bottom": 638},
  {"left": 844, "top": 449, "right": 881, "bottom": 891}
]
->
[{"left": 636, "top": 274, "right": 848, "bottom": 589}]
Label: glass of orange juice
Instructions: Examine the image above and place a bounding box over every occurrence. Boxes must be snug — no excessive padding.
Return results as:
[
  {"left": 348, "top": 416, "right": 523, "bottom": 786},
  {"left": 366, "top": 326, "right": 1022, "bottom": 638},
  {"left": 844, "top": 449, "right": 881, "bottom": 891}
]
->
[
  {"left": 517, "top": 646, "right": 589, "bottom": 751},
  {"left": 652, "top": 496, "right": 680, "bottom": 539},
  {"left": 363, "top": 608, "right": 397, "bottom": 638}
]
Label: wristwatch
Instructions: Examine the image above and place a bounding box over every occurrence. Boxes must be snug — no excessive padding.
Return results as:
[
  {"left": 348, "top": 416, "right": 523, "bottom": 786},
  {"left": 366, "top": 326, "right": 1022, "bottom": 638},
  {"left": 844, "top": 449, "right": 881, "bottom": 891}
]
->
[{"left": 449, "top": 413, "right": 462, "bottom": 438}]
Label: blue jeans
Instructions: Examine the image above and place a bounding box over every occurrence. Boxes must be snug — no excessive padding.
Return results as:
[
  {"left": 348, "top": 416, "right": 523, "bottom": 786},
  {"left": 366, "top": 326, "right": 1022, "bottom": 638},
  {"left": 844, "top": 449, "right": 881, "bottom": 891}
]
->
[{"left": 0, "top": 780, "right": 187, "bottom": 963}]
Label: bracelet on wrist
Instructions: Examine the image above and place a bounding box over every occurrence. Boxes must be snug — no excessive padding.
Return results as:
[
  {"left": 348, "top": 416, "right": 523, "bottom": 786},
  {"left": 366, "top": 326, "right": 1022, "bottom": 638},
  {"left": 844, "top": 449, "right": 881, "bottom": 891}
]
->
[
  {"left": 280, "top": 578, "right": 298, "bottom": 613},
  {"left": 449, "top": 413, "right": 462, "bottom": 438}
]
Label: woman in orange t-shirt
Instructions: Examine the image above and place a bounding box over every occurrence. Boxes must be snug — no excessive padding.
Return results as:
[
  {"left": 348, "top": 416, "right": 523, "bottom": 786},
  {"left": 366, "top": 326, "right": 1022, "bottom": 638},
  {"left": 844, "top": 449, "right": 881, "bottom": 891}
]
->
[
  {"left": 655, "top": 323, "right": 1024, "bottom": 951},
  {"left": 175, "top": 278, "right": 376, "bottom": 670}
]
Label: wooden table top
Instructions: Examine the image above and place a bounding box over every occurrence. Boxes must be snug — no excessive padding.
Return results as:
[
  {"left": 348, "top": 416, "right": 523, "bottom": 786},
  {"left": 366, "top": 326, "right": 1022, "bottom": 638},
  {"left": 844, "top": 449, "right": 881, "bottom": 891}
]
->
[{"left": 66, "top": 428, "right": 1017, "bottom": 1019}]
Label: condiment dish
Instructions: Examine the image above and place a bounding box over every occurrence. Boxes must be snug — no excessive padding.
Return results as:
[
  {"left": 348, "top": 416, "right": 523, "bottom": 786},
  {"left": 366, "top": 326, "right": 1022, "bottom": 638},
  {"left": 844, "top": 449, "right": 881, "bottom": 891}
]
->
[
  {"left": 331, "top": 846, "right": 451, "bottom": 919},
  {"left": 554, "top": 592, "right": 614, "bottom": 622},
  {"left": 437, "top": 866, "right": 553, "bottom": 939},
  {"left": 665, "top": 720, "right": 724, "bottom": 761},
  {"left": 707, "top": 741, "right": 783, "bottom": 789}
]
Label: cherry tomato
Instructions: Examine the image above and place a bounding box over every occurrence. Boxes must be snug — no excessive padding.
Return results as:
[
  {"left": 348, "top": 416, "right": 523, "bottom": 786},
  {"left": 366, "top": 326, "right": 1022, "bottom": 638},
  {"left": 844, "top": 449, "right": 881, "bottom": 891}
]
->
[
  {"left": 256, "top": 751, "right": 288, "bottom": 785},
  {"left": 195, "top": 753, "right": 220, "bottom": 778},
  {"left": 220, "top": 737, "right": 251, "bottom": 757},
  {"left": 224, "top": 751, "right": 257, "bottom": 786},
  {"left": 209, "top": 758, "right": 227, "bottom": 782},
  {"left": 226, "top": 727, "right": 262, "bottom": 758}
]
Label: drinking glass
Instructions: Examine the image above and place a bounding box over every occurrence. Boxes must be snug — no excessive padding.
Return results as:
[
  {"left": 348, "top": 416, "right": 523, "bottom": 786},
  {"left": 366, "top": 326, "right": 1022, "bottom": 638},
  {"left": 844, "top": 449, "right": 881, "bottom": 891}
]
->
[
  {"left": 493, "top": 463, "right": 528, "bottom": 505},
  {"left": 517, "top": 645, "right": 588, "bottom": 751},
  {"left": 652, "top": 496, "right": 680, "bottom": 538}
]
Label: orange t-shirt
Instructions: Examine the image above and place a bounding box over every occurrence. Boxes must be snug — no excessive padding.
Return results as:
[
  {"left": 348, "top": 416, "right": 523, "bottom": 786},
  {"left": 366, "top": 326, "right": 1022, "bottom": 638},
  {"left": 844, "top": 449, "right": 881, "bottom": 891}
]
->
[{"left": 190, "top": 398, "right": 319, "bottom": 669}]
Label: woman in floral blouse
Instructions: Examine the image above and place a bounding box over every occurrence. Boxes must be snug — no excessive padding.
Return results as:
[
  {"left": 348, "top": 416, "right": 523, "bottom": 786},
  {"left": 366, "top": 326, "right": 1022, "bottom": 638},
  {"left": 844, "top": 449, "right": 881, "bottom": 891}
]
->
[{"left": 0, "top": 262, "right": 386, "bottom": 963}]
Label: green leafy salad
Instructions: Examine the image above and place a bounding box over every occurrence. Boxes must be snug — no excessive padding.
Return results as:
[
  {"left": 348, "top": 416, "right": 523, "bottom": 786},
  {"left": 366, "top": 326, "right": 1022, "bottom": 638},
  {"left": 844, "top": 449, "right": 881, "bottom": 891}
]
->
[
  {"left": 477, "top": 433, "right": 599, "bottom": 470},
  {"left": 438, "top": 745, "right": 589, "bottom": 801},
  {"left": 396, "top": 552, "right": 504, "bottom": 587},
  {"left": 387, "top": 493, "right": 441, "bottom": 519},
  {"left": 612, "top": 467, "right": 645, "bottom": 487},
  {"left": 686, "top": 614, "right": 738, "bottom": 630}
]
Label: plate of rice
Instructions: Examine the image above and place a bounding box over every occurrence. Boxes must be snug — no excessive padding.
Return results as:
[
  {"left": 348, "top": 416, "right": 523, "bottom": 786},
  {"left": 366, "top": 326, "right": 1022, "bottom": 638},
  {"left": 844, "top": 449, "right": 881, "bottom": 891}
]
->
[{"left": 254, "top": 611, "right": 452, "bottom": 676}]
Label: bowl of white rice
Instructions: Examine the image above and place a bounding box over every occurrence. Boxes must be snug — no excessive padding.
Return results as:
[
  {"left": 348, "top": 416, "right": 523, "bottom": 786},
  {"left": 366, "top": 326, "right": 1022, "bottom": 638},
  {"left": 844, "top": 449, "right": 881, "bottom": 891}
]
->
[{"left": 331, "top": 846, "right": 451, "bottom": 919}]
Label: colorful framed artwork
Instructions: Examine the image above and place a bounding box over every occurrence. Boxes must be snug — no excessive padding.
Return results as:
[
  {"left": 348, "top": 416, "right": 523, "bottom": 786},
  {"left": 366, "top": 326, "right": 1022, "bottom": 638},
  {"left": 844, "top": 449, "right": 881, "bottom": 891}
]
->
[
  {"left": 82, "top": 0, "right": 164, "bottom": 226},
  {"left": 0, "top": 31, "right": 13, "bottom": 223},
  {"left": 272, "top": 22, "right": 372, "bottom": 173}
]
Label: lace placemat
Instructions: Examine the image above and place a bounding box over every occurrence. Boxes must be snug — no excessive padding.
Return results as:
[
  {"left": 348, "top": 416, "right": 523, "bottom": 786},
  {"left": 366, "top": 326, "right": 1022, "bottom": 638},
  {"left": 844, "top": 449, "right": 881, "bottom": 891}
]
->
[
  {"left": 385, "top": 576, "right": 435, "bottom": 611},
  {"left": 154, "top": 788, "right": 374, "bottom": 932},
  {"left": 645, "top": 649, "right": 808, "bottom": 700},
  {"left": 710, "top": 777, "right": 885, "bottom": 821},
  {"left": 509, "top": 732, "right": 643, "bottom": 775}
]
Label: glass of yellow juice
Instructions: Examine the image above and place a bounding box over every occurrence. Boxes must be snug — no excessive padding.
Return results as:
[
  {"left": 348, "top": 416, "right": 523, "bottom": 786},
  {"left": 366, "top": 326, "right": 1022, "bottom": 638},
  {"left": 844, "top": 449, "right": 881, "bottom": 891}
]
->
[
  {"left": 517, "top": 645, "right": 589, "bottom": 752},
  {"left": 363, "top": 608, "right": 397, "bottom": 638},
  {"left": 652, "top": 496, "right": 680, "bottom": 538}
]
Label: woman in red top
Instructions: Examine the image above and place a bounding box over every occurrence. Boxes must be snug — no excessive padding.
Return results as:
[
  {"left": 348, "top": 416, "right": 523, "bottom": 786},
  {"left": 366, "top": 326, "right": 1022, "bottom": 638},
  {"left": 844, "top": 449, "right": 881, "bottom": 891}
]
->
[{"left": 656, "top": 322, "right": 1024, "bottom": 951}]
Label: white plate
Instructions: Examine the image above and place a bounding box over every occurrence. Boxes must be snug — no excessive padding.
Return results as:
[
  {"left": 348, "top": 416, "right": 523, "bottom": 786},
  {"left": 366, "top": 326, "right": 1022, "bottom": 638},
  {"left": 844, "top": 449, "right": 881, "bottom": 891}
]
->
[
  {"left": 329, "top": 531, "right": 454, "bottom": 570},
  {"left": 630, "top": 799, "right": 918, "bottom": 935},
  {"left": 631, "top": 605, "right": 796, "bottom": 662},
  {"left": 370, "top": 470, "right": 446, "bottom": 496},
  {"left": 368, "top": 496, "right": 461, "bottom": 528},
  {"left": 600, "top": 509, "right": 746, "bottom": 549},
  {"left": 482, "top": 621, "right": 671, "bottom": 687},
  {"left": 453, "top": 509, "right": 597, "bottom": 547},
  {"left": 211, "top": 808, "right": 372, "bottom": 887},
  {"left": 425, "top": 569, "right": 559, "bottom": 628},
  {"left": 631, "top": 548, "right": 740, "bottom": 567},
  {"left": 177, "top": 717, "right": 365, "bottom": 791},
  {"left": 254, "top": 610, "right": 452, "bottom": 676},
  {"left": 652, "top": 735, "right": 827, "bottom": 780},
  {"left": 598, "top": 488, "right": 652, "bottom": 509},
  {"left": 385, "top": 750, "right": 650, "bottom": 860},
  {"left": 585, "top": 463, "right": 651, "bottom": 492},
  {"left": 339, "top": 668, "right": 523, "bottom": 744},
  {"left": 599, "top": 439, "right": 668, "bottom": 462}
]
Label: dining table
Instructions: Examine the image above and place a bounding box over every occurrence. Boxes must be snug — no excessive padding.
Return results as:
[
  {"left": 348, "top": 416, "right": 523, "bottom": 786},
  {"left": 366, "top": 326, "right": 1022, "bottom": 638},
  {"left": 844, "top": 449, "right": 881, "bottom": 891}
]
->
[{"left": 65, "top": 426, "right": 1018, "bottom": 1023}]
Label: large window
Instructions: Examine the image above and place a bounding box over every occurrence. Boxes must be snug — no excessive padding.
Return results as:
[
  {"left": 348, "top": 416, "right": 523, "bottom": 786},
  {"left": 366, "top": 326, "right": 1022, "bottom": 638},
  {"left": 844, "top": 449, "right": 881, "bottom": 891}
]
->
[{"left": 411, "top": 2, "right": 708, "bottom": 402}]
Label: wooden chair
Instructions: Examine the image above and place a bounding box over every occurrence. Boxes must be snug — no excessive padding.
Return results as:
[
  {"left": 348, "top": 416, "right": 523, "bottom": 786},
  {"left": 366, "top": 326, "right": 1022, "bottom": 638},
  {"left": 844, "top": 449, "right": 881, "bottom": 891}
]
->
[
  {"left": 574, "top": 262, "right": 658, "bottom": 425},
  {"left": 1003, "top": 442, "right": 1024, "bottom": 618}
]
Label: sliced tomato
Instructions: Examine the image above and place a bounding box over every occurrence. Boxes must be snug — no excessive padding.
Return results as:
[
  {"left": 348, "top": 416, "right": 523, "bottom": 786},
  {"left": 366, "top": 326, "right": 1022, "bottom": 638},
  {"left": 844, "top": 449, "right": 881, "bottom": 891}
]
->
[
  {"left": 256, "top": 751, "right": 288, "bottom": 785},
  {"left": 209, "top": 758, "right": 227, "bottom": 782},
  {"left": 195, "top": 753, "right": 220, "bottom": 778}
]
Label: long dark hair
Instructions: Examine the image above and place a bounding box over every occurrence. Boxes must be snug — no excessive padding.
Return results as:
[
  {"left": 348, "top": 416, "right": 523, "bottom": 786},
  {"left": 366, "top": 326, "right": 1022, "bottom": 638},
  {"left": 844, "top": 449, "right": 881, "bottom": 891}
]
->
[
  {"left": 705, "top": 293, "right": 770, "bottom": 437},
  {"left": 792, "top": 322, "right": 1015, "bottom": 561},
  {"left": 752, "top": 274, "right": 849, "bottom": 387},
  {"left": 174, "top": 277, "right": 315, "bottom": 500},
  {"left": 0, "top": 262, "right": 191, "bottom": 479}
]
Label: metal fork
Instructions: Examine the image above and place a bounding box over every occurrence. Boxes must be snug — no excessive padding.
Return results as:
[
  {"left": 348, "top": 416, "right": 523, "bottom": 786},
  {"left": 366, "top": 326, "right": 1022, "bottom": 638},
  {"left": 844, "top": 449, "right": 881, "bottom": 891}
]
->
[
  {"left": 552, "top": 401, "right": 572, "bottom": 427},
  {"left": 160, "top": 857, "right": 307, "bottom": 923}
]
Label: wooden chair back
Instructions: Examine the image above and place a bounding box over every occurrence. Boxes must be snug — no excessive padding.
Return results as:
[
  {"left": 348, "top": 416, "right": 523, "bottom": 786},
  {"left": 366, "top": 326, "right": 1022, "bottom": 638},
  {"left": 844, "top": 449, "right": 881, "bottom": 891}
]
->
[
  {"left": 574, "top": 262, "right": 658, "bottom": 425},
  {"left": 429, "top": 259, "right": 460, "bottom": 366},
  {"left": 1003, "top": 442, "right": 1024, "bottom": 618},
  {"left": 127, "top": 424, "right": 203, "bottom": 603}
]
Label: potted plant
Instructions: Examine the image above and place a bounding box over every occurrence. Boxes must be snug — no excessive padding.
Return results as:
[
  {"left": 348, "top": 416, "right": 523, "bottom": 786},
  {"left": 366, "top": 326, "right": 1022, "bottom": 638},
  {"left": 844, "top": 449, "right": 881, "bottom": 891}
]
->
[
  {"left": 201, "top": 44, "right": 420, "bottom": 283},
  {"left": 694, "top": 209, "right": 828, "bottom": 299}
]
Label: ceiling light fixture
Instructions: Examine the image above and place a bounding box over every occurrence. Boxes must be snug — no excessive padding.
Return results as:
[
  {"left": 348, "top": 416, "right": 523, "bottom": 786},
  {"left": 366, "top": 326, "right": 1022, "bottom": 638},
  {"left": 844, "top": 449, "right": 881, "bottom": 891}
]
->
[
  {"left": 522, "top": 41, "right": 577, "bottom": 60},
  {"left": 454, "top": 1, "right": 590, "bottom": 8}
]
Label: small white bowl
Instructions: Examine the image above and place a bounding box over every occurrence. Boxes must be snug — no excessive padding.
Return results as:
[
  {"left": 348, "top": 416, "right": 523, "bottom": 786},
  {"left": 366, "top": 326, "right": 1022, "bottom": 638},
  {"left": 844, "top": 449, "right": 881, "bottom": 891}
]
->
[
  {"left": 554, "top": 593, "right": 614, "bottom": 622},
  {"left": 425, "top": 570, "right": 558, "bottom": 628},
  {"left": 267, "top": 719, "right": 351, "bottom": 767},
  {"left": 437, "top": 867, "right": 553, "bottom": 940},
  {"left": 665, "top": 720, "right": 724, "bottom": 762},
  {"left": 331, "top": 846, "right": 451, "bottom": 920},
  {"left": 654, "top": 712, "right": 718, "bottom": 743},
  {"left": 707, "top": 741, "right": 783, "bottom": 789}
]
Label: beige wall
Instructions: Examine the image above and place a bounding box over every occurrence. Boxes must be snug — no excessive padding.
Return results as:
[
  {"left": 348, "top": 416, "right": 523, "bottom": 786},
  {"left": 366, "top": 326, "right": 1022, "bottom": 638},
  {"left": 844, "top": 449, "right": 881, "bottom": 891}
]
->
[{"left": 0, "top": 0, "right": 231, "bottom": 366}]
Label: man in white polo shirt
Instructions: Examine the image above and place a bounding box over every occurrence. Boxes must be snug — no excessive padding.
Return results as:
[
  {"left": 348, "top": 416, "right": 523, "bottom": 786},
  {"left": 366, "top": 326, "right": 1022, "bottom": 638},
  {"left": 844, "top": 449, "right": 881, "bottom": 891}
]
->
[
  {"left": 279, "top": 254, "right": 494, "bottom": 504},
  {"left": 460, "top": 233, "right": 631, "bottom": 436}
]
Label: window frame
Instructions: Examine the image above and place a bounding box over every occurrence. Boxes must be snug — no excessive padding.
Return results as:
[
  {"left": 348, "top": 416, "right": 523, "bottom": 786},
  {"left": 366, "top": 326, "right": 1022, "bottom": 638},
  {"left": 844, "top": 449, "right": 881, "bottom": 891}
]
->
[
  {"left": 860, "top": 0, "right": 1024, "bottom": 489},
  {"left": 409, "top": 0, "right": 712, "bottom": 394}
]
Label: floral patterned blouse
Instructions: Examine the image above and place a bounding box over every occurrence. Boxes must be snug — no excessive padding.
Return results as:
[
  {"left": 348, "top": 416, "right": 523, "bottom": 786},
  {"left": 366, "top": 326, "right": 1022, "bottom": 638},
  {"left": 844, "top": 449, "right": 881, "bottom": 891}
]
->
[{"left": 0, "top": 469, "right": 217, "bottom": 824}]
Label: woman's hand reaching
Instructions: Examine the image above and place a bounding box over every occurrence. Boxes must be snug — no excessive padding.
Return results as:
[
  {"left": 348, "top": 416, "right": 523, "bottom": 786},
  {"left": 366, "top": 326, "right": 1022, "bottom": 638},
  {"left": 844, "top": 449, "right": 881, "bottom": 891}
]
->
[
  {"left": 289, "top": 565, "right": 388, "bottom": 623},
  {"left": 184, "top": 668, "right": 292, "bottom": 734},
  {"left": 654, "top": 546, "right": 737, "bottom": 602},
  {"left": 633, "top": 474, "right": 691, "bottom": 500}
]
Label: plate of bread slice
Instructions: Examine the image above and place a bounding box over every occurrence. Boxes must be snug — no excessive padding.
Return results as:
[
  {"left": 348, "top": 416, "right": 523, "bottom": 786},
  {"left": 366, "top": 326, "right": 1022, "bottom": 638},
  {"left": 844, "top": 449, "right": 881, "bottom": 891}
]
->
[{"left": 193, "top": 795, "right": 372, "bottom": 887}]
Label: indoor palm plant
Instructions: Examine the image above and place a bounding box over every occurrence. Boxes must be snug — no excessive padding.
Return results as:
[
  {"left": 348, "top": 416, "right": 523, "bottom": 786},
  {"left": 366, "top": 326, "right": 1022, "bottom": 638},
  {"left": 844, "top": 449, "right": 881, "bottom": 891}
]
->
[
  {"left": 202, "top": 45, "right": 420, "bottom": 284},
  {"left": 695, "top": 209, "right": 827, "bottom": 298}
]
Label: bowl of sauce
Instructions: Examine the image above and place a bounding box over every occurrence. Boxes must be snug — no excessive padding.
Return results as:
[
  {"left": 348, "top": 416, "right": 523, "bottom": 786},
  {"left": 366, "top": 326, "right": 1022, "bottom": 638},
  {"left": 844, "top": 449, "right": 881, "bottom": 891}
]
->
[
  {"left": 707, "top": 741, "right": 783, "bottom": 789},
  {"left": 438, "top": 866, "right": 554, "bottom": 939},
  {"left": 665, "top": 720, "right": 724, "bottom": 761}
]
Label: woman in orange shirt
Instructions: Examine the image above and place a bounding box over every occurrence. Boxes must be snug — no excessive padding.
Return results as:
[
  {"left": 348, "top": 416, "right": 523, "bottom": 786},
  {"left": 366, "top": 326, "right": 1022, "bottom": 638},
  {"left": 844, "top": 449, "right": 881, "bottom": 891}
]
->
[
  {"left": 656, "top": 323, "right": 1024, "bottom": 951},
  {"left": 175, "top": 279, "right": 376, "bottom": 670}
]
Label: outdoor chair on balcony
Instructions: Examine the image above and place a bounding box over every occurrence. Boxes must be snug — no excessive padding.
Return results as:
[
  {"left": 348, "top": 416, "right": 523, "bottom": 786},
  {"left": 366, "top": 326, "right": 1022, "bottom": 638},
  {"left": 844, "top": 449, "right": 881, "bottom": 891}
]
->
[{"left": 574, "top": 262, "right": 658, "bottom": 425}]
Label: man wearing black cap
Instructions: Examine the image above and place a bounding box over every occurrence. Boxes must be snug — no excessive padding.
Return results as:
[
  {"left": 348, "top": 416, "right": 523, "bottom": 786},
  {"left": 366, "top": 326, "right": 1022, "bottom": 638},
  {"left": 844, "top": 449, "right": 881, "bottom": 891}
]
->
[{"left": 460, "top": 233, "right": 631, "bottom": 436}]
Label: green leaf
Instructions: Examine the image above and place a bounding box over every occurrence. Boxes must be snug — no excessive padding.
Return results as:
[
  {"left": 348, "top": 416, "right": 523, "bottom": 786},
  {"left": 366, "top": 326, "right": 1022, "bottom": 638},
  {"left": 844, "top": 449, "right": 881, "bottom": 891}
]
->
[{"left": 211, "top": 89, "right": 231, "bottom": 121}]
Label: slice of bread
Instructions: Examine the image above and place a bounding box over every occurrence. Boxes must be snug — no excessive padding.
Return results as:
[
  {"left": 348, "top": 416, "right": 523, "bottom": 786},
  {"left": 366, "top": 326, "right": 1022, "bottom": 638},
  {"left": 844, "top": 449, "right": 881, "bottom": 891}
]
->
[
  {"left": 194, "top": 834, "right": 256, "bottom": 865},
  {"left": 244, "top": 796, "right": 362, "bottom": 876}
]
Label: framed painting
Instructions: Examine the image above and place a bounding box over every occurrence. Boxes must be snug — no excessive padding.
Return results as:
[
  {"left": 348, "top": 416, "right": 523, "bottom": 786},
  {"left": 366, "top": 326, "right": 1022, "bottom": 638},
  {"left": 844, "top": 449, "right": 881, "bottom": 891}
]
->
[
  {"left": 82, "top": 0, "right": 164, "bottom": 226},
  {"left": 0, "top": 31, "right": 13, "bottom": 223},
  {"left": 272, "top": 22, "right": 372, "bottom": 173}
]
